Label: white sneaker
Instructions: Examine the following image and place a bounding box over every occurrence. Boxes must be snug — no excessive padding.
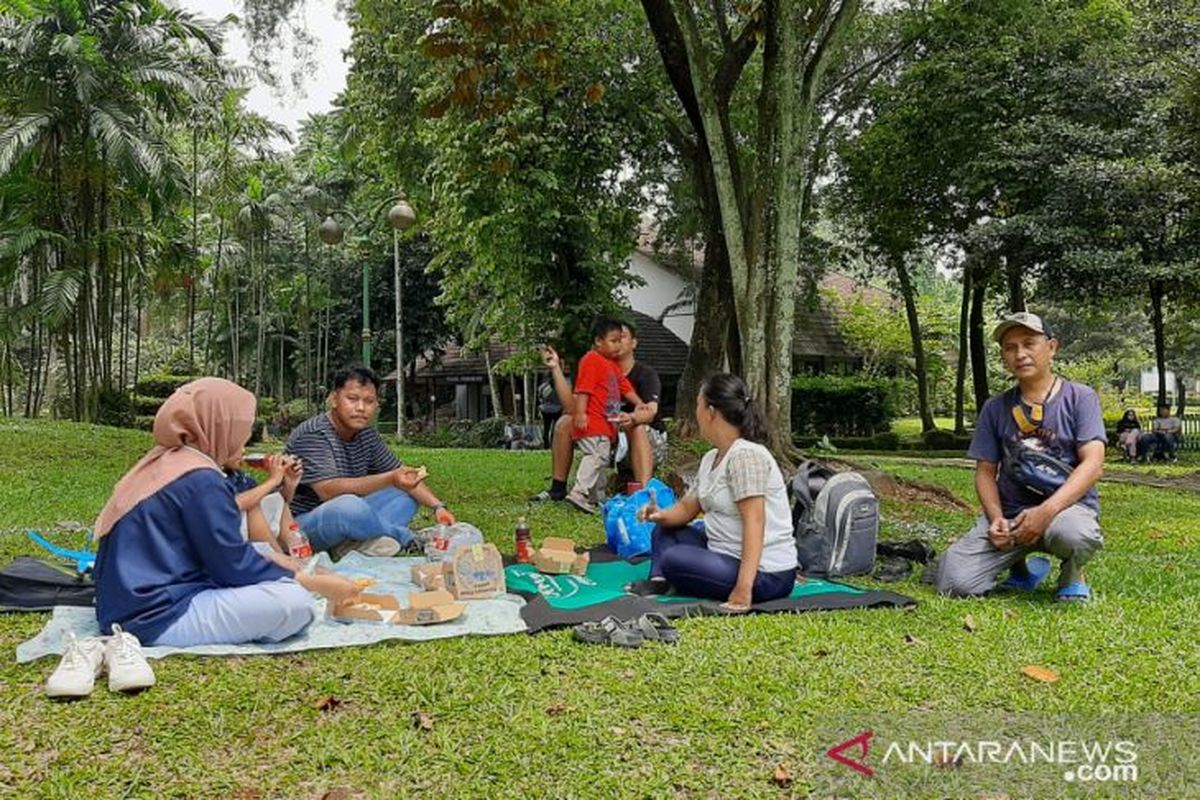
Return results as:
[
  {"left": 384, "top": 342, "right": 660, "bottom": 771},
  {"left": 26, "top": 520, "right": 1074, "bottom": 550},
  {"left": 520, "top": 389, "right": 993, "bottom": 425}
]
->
[
  {"left": 105, "top": 624, "right": 155, "bottom": 693},
  {"left": 45, "top": 633, "right": 106, "bottom": 698},
  {"left": 333, "top": 536, "right": 401, "bottom": 559}
]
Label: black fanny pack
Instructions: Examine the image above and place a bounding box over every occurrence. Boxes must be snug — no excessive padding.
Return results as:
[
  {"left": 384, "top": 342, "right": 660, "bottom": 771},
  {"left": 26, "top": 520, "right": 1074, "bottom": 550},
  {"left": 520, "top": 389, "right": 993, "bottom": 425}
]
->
[{"left": 1001, "top": 437, "right": 1074, "bottom": 497}]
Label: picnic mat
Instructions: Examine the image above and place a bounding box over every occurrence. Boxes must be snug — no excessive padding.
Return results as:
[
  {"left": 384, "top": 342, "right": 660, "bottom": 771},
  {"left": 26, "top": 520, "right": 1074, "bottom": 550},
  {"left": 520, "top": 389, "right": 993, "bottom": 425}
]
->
[
  {"left": 16, "top": 552, "right": 526, "bottom": 663},
  {"left": 506, "top": 548, "right": 916, "bottom": 633}
]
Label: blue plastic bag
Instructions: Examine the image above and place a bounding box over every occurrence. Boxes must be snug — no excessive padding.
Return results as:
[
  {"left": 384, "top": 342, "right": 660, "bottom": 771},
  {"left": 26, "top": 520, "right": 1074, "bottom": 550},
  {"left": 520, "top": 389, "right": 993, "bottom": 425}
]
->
[{"left": 602, "top": 478, "right": 677, "bottom": 558}]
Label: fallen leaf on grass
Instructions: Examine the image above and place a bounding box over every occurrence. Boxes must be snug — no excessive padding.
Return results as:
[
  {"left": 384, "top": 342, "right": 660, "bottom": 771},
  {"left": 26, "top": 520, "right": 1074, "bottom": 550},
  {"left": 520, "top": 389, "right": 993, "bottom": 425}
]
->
[
  {"left": 411, "top": 711, "right": 435, "bottom": 731},
  {"left": 811, "top": 649, "right": 830, "bottom": 658},
  {"left": 1147, "top": 529, "right": 1166, "bottom": 540},
  {"left": 229, "top": 789, "right": 262, "bottom": 800},
  {"left": 903, "top": 634, "right": 927, "bottom": 646},
  {"left": 933, "top": 751, "right": 963, "bottom": 769},
  {"left": 1021, "top": 665, "right": 1060, "bottom": 683},
  {"left": 963, "top": 614, "right": 977, "bottom": 633},
  {"left": 1003, "top": 608, "right": 1017, "bottom": 620},
  {"left": 313, "top": 695, "right": 344, "bottom": 712},
  {"left": 545, "top": 704, "right": 568, "bottom": 717},
  {"left": 771, "top": 764, "right": 793, "bottom": 788},
  {"left": 620, "top": 669, "right": 636, "bottom": 680},
  {"left": 319, "top": 789, "right": 361, "bottom": 800},
  {"left": 610, "top": 726, "right": 627, "bottom": 736}
]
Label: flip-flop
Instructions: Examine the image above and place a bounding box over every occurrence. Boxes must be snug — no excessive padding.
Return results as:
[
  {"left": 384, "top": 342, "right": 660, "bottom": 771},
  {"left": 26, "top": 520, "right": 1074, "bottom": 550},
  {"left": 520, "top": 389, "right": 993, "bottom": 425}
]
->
[
  {"left": 631, "top": 613, "right": 680, "bottom": 644},
  {"left": 1055, "top": 581, "right": 1092, "bottom": 602},
  {"left": 624, "top": 578, "right": 670, "bottom": 597},
  {"left": 999, "top": 555, "right": 1051, "bottom": 592},
  {"left": 572, "top": 616, "right": 643, "bottom": 648}
]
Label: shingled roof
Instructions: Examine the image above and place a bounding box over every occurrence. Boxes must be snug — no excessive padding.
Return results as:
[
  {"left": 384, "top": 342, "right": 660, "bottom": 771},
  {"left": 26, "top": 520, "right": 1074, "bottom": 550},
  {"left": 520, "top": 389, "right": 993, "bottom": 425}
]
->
[
  {"left": 794, "top": 272, "right": 897, "bottom": 360},
  {"left": 411, "top": 310, "right": 689, "bottom": 380}
]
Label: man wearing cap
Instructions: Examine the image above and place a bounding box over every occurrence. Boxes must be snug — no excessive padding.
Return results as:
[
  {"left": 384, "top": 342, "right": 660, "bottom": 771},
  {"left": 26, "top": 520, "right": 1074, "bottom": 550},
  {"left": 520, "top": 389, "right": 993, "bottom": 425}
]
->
[{"left": 935, "top": 312, "right": 1106, "bottom": 601}]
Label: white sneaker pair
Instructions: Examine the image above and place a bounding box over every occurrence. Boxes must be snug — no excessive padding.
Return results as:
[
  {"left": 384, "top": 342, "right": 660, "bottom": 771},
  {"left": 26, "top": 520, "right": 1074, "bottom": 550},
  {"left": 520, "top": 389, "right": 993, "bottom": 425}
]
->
[{"left": 45, "top": 624, "right": 156, "bottom": 699}]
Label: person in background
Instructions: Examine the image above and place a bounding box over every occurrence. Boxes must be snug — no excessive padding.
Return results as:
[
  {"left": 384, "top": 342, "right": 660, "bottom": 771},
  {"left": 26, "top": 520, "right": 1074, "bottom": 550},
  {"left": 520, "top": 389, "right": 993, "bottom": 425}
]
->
[
  {"left": 1138, "top": 404, "right": 1182, "bottom": 463},
  {"left": 1115, "top": 409, "right": 1142, "bottom": 462},
  {"left": 531, "top": 320, "right": 661, "bottom": 503}
]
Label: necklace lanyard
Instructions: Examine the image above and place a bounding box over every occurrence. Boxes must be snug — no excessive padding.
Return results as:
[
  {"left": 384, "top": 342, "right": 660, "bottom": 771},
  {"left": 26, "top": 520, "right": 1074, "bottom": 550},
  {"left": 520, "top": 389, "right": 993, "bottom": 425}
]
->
[{"left": 1011, "top": 376, "right": 1059, "bottom": 435}]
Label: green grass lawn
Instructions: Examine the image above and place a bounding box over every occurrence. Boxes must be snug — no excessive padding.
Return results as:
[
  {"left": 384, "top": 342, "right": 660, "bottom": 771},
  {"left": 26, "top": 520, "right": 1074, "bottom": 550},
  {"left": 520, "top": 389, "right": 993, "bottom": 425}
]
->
[
  {"left": 0, "top": 421, "right": 1197, "bottom": 799},
  {"left": 890, "top": 416, "right": 957, "bottom": 437}
]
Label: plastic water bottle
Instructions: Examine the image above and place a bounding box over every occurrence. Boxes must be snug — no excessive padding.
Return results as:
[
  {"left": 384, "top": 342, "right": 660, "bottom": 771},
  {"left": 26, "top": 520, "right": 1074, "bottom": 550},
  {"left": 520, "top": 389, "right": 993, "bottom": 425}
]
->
[{"left": 283, "top": 522, "right": 313, "bottom": 559}]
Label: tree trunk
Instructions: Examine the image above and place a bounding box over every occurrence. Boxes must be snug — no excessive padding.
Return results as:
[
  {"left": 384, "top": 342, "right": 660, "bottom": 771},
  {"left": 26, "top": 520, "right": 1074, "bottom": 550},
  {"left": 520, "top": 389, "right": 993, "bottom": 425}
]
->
[
  {"left": 393, "top": 228, "right": 404, "bottom": 441},
  {"left": 133, "top": 263, "right": 143, "bottom": 393},
  {"left": 1150, "top": 279, "right": 1167, "bottom": 409},
  {"left": 969, "top": 277, "right": 989, "bottom": 413},
  {"left": 254, "top": 233, "right": 267, "bottom": 397},
  {"left": 954, "top": 262, "right": 972, "bottom": 434},
  {"left": 188, "top": 124, "right": 199, "bottom": 365},
  {"left": 484, "top": 347, "right": 502, "bottom": 419},
  {"left": 304, "top": 224, "right": 313, "bottom": 410},
  {"left": 665, "top": 0, "right": 859, "bottom": 461},
  {"left": 1176, "top": 373, "right": 1186, "bottom": 417},
  {"left": 894, "top": 253, "right": 935, "bottom": 432},
  {"left": 1004, "top": 254, "right": 1026, "bottom": 313},
  {"left": 674, "top": 179, "right": 731, "bottom": 432}
]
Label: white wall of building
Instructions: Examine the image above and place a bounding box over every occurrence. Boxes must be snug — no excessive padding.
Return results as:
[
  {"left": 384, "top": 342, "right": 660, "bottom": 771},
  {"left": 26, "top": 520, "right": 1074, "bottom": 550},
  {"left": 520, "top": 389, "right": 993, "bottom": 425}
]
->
[{"left": 619, "top": 251, "right": 695, "bottom": 343}]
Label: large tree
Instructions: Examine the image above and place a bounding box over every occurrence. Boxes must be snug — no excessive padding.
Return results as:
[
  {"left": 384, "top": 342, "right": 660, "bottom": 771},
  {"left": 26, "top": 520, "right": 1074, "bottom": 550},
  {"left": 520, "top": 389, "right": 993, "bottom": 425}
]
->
[{"left": 641, "top": 0, "right": 861, "bottom": 455}]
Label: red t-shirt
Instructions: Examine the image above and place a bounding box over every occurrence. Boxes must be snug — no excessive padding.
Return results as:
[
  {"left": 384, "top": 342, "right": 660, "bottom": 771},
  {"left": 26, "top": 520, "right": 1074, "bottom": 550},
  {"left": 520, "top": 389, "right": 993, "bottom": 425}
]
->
[{"left": 572, "top": 350, "right": 634, "bottom": 440}]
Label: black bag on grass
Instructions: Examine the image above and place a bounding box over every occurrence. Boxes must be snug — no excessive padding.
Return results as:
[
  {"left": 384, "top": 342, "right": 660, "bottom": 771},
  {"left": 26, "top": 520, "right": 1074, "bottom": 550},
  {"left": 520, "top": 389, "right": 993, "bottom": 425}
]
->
[{"left": 0, "top": 557, "right": 95, "bottom": 611}]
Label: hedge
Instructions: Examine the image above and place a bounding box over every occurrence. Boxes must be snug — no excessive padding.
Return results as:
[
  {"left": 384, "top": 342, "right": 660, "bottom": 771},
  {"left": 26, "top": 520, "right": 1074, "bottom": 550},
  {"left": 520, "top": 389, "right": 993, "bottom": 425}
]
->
[
  {"left": 134, "top": 374, "right": 206, "bottom": 399},
  {"left": 791, "top": 375, "right": 896, "bottom": 437}
]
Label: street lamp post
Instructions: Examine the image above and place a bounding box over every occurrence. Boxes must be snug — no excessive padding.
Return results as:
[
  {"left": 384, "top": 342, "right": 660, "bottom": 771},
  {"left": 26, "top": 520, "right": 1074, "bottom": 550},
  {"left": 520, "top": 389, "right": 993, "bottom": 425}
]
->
[
  {"left": 389, "top": 200, "right": 416, "bottom": 441},
  {"left": 318, "top": 212, "right": 374, "bottom": 369},
  {"left": 317, "top": 198, "right": 416, "bottom": 438}
]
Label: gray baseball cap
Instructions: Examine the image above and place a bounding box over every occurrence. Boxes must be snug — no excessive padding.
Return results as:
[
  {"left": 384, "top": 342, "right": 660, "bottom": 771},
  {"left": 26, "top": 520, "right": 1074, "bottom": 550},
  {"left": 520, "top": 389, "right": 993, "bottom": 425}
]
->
[{"left": 992, "top": 312, "right": 1055, "bottom": 343}]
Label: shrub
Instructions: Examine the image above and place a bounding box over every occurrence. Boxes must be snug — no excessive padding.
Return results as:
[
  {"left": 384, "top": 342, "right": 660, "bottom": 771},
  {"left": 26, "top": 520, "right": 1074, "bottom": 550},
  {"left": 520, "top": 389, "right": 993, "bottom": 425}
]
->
[
  {"left": 134, "top": 373, "right": 203, "bottom": 398},
  {"left": 791, "top": 375, "right": 896, "bottom": 437},
  {"left": 921, "top": 428, "right": 973, "bottom": 451},
  {"left": 93, "top": 388, "right": 135, "bottom": 428},
  {"left": 131, "top": 394, "right": 163, "bottom": 415},
  {"left": 269, "top": 399, "right": 312, "bottom": 436}
]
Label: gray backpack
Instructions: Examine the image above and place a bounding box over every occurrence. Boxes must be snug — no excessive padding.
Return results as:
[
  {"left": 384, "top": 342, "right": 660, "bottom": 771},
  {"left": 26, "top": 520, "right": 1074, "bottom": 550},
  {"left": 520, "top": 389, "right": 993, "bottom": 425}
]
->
[{"left": 791, "top": 463, "right": 879, "bottom": 577}]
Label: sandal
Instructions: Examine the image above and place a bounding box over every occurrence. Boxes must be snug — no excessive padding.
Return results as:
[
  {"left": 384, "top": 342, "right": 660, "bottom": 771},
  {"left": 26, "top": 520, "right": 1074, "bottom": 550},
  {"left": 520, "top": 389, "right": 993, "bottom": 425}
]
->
[
  {"left": 999, "top": 556, "right": 1051, "bottom": 593},
  {"left": 631, "top": 613, "right": 680, "bottom": 644},
  {"left": 572, "top": 616, "right": 644, "bottom": 648},
  {"left": 625, "top": 578, "right": 670, "bottom": 597},
  {"left": 1055, "top": 581, "right": 1092, "bottom": 602}
]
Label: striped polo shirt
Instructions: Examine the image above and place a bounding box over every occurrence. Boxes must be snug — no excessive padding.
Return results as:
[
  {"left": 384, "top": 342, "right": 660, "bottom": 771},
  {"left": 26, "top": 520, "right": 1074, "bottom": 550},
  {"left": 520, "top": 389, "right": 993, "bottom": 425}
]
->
[{"left": 285, "top": 413, "right": 401, "bottom": 514}]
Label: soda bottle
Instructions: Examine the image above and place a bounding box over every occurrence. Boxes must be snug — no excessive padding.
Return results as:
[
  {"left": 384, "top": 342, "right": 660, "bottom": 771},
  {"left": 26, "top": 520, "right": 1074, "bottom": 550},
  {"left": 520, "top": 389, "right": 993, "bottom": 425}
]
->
[
  {"left": 283, "top": 522, "right": 313, "bottom": 560},
  {"left": 515, "top": 517, "right": 533, "bottom": 564}
]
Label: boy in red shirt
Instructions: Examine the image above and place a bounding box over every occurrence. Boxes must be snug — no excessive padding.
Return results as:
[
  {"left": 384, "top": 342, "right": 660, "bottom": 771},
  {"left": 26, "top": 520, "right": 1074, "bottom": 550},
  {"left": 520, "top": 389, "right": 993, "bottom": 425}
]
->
[{"left": 564, "top": 316, "right": 644, "bottom": 513}]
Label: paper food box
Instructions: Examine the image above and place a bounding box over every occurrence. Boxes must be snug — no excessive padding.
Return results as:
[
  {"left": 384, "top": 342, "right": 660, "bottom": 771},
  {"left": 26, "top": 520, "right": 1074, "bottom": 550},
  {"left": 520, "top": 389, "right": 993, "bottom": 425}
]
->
[
  {"left": 445, "top": 543, "right": 506, "bottom": 600},
  {"left": 328, "top": 592, "right": 401, "bottom": 624},
  {"left": 395, "top": 589, "right": 466, "bottom": 626},
  {"left": 410, "top": 562, "right": 447, "bottom": 591},
  {"left": 532, "top": 537, "right": 590, "bottom": 576}
]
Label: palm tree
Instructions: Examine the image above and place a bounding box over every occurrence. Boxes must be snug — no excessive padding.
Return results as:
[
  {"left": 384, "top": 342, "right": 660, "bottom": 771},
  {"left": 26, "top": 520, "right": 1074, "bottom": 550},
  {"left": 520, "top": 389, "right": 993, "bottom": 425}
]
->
[{"left": 0, "top": 0, "right": 220, "bottom": 418}]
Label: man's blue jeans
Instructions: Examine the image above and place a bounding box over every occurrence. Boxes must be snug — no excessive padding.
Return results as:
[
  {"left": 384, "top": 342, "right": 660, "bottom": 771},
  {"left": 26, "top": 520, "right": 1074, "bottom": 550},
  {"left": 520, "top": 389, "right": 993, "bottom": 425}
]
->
[{"left": 295, "top": 487, "right": 418, "bottom": 553}]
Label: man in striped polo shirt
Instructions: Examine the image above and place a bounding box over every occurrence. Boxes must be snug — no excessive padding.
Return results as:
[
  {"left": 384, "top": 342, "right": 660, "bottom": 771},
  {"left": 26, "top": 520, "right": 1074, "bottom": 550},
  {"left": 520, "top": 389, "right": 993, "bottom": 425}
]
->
[{"left": 286, "top": 365, "right": 455, "bottom": 558}]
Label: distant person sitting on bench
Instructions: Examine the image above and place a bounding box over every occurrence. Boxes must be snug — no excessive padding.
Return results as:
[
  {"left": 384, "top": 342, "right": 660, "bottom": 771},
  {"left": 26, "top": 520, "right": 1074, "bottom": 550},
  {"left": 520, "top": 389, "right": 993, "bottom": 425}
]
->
[{"left": 1138, "top": 404, "right": 1181, "bottom": 462}]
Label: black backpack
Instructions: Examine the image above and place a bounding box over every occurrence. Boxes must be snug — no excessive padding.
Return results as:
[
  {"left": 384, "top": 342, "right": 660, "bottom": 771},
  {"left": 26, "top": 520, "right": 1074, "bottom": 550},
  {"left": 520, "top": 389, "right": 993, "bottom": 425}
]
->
[{"left": 0, "top": 557, "right": 95, "bottom": 611}]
